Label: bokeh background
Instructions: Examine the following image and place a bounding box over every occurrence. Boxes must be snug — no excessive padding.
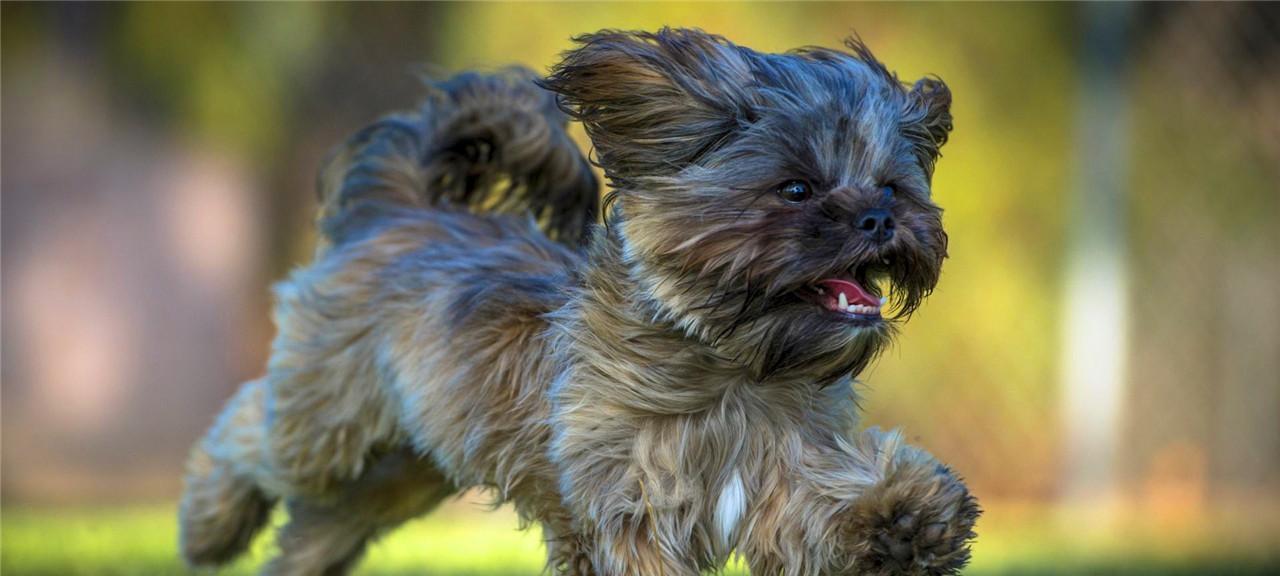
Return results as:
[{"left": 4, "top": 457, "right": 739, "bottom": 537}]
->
[{"left": 3, "top": 2, "right": 1278, "bottom": 575}]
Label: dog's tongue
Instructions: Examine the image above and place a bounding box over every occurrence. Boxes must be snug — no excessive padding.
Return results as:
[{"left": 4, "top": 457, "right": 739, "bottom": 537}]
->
[{"left": 817, "top": 279, "right": 880, "bottom": 308}]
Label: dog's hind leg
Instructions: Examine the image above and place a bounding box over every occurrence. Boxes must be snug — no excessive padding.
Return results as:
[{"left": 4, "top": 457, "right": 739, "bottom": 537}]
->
[
  {"left": 541, "top": 510, "right": 597, "bottom": 576},
  {"left": 262, "top": 448, "right": 456, "bottom": 576},
  {"left": 180, "top": 379, "right": 278, "bottom": 567}
]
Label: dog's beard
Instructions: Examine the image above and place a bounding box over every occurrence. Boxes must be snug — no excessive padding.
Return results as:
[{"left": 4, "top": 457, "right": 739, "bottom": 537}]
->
[
  {"left": 625, "top": 217, "right": 944, "bottom": 382},
  {"left": 714, "top": 255, "right": 934, "bottom": 380}
]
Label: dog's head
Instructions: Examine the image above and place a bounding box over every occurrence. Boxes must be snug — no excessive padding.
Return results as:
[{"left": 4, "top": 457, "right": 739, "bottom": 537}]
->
[{"left": 544, "top": 28, "right": 951, "bottom": 380}]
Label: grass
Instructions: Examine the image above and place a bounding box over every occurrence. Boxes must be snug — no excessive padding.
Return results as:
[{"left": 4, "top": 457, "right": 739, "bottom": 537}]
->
[
  {"left": 2, "top": 502, "right": 552, "bottom": 576},
  {"left": 2, "top": 499, "right": 1277, "bottom": 575}
]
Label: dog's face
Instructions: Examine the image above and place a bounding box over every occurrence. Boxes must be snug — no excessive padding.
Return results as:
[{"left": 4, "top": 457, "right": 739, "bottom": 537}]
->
[{"left": 545, "top": 29, "right": 951, "bottom": 380}]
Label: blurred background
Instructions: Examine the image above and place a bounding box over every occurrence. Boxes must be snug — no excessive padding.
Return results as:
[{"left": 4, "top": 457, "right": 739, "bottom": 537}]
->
[{"left": 2, "top": 2, "right": 1278, "bottom": 575}]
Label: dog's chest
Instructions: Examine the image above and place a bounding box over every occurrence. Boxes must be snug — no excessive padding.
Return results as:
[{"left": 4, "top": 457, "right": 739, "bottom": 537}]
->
[
  {"left": 698, "top": 393, "right": 809, "bottom": 552},
  {"left": 714, "top": 467, "right": 746, "bottom": 549}
]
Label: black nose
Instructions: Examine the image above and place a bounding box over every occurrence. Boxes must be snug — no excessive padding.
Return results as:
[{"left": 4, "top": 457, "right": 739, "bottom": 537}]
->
[{"left": 856, "top": 208, "right": 895, "bottom": 242}]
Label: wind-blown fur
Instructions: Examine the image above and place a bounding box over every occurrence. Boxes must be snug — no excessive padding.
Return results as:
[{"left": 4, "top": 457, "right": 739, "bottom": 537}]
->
[{"left": 179, "top": 29, "right": 978, "bottom": 576}]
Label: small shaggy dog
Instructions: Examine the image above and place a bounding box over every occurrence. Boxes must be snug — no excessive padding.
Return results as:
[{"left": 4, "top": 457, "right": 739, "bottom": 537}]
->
[{"left": 180, "top": 28, "right": 978, "bottom": 575}]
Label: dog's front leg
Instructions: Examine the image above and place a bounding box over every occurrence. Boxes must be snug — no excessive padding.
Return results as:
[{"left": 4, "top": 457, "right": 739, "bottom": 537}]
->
[
  {"left": 837, "top": 428, "right": 979, "bottom": 575},
  {"left": 742, "top": 428, "right": 979, "bottom": 576}
]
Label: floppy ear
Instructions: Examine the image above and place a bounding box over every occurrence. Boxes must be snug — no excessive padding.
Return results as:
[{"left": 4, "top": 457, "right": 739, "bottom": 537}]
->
[
  {"left": 540, "top": 28, "right": 756, "bottom": 188},
  {"left": 901, "top": 76, "right": 953, "bottom": 178}
]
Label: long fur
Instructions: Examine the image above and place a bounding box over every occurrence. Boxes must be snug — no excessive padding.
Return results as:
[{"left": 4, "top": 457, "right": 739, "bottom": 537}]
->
[{"left": 179, "top": 29, "right": 978, "bottom": 576}]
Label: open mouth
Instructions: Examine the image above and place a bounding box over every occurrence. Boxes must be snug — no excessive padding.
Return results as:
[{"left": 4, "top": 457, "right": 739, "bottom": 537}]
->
[
  {"left": 802, "top": 260, "right": 892, "bottom": 321},
  {"left": 810, "top": 278, "right": 885, "bottom": 319}
]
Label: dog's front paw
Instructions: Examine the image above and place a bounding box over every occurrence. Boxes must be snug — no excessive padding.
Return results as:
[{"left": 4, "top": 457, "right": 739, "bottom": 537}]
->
[{"left": 844, "top": 457, "right": 980, "bottom": 575}]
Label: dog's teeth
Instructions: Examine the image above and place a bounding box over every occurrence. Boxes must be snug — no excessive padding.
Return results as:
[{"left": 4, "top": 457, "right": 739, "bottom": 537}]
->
[{"left": 838, "top": 292, "right": 848, "bottom": 311}]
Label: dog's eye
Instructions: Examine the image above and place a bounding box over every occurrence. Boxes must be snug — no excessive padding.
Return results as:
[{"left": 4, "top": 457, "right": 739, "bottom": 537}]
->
[
  {"left": 776, "top": 180, "right": 812, "bottom": 203},
  {"left": 879, "top": 183, "right": 896, "bottom": 200}
]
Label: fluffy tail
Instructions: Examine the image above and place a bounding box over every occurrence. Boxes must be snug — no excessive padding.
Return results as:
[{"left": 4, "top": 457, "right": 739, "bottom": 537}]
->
[
  {"left": 179, "top": 379, "right": 276, "bottom": 567},
  {"left": 317, "top": 67, "right": 600, "bottom": 248}
]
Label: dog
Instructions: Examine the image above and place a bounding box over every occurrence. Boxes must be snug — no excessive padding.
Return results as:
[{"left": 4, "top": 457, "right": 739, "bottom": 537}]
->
[{"left": 179, "top": 28, "right": 978, "bottom": 576}]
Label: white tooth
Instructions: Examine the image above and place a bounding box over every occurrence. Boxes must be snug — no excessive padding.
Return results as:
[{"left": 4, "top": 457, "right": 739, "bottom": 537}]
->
[
  {"left": 838, "top": 292, "right": 848, "bottom": 310},
  {"left": 852, "top": 305, "right": 864, "bottom": 314}
]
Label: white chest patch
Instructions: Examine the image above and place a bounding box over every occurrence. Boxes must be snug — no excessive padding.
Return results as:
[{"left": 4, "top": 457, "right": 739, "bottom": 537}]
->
[{"left": 715, "top": 469, "right": 746, "bottom": 548}]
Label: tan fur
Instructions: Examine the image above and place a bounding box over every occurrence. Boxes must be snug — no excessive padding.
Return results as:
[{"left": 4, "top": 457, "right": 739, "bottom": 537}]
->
[{"left": 180, "top": 29, "right": 978, "bottom": 576}]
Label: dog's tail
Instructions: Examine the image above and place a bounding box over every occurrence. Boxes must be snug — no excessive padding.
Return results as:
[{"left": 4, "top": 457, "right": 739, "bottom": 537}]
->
[
  {"left": 317, "top": 67, "right": 600, "bottom": 248},
  {"left": 179, "top": 379, "right": 277, "bottom": 567}
]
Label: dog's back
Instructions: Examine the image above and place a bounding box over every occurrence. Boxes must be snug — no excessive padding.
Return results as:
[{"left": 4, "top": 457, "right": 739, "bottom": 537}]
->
[{"left": 179, "top": 68, "right": 598, "bottom": 572}]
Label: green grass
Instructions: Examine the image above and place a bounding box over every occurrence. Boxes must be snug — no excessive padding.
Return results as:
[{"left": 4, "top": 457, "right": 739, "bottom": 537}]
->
[
  {"left": 2, "top": 503, "right": 553, "bottom": 576},
  {"left": 2, "top": 502, "right": 1276, "bottom": 575}
]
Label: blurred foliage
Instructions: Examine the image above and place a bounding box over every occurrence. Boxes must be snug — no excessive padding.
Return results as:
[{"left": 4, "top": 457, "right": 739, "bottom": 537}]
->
[{"left": 110, "top": 3, "right": 323, "bottom": 159}]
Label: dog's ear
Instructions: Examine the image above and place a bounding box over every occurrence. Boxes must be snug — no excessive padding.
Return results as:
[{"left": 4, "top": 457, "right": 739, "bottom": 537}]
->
[
  {"left": 541, "top": 28, "right": 756, "bottom": 188},
  {"left": 902, "top": 76, "right": 953, "bottom": 178}
]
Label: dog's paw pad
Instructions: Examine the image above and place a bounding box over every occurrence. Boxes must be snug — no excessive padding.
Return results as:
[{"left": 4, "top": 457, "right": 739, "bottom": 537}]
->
[
  {"left": 848, "top": 471, "right": 980, "bottom": 575},
  {"left": 920, "top": 522, "right": 947, "bottom": 545},
  {"left": 873, "top": 512, "right": 921, "bottom": 563}
]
